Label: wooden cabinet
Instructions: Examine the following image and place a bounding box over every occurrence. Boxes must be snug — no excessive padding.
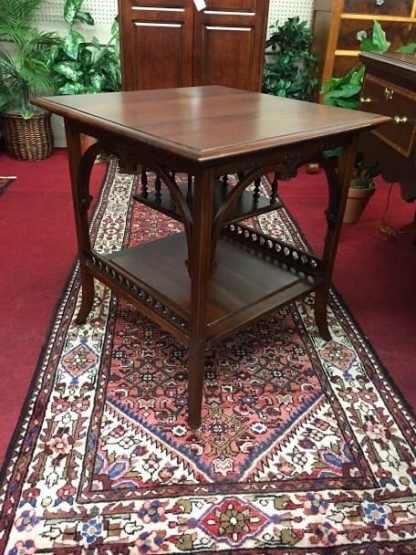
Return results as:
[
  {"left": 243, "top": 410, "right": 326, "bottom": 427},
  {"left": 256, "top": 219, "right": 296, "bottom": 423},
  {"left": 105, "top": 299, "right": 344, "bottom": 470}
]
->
[
  {"left": 311, "top": 0, "right": 416, "bottom": 89},
  {"left": 358, "top": 52, "right": 416, "bottom": 202},
  {"left": 118, "top": 0, "right": 270, "bottom": 92}
]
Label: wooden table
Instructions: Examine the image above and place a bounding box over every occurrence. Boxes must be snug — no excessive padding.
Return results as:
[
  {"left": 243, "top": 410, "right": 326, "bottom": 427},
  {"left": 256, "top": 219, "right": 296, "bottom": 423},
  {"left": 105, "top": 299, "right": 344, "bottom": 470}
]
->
[{"left": 33, "top": 86, "right": 389, "bottom": 428}]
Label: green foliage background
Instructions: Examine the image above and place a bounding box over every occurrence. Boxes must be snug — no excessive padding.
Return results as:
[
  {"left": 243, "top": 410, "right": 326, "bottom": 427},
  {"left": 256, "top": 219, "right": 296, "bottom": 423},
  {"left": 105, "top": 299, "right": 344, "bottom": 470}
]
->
[{"left": 262, "top": 17, "right": 318, "bottom": 102}]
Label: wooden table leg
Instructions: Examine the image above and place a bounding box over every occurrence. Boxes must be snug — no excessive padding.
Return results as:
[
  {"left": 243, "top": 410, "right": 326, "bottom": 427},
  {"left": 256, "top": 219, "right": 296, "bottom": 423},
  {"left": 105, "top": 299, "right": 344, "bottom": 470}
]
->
[
  {"left": 187, "top": 169, "right": 214, "bottom": 429},
  {"left": 315, "top": 138, "right": 358, "bottom": 340},
  {"left": 65, "top": 121, "right": 95, "bottom": 324}
]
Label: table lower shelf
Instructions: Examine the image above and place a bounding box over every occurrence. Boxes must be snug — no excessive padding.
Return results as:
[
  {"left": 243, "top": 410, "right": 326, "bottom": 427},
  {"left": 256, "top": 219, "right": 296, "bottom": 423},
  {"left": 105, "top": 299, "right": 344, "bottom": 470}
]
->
[{"left": 87, "top": 231, "right": 323, "bottom": 342}]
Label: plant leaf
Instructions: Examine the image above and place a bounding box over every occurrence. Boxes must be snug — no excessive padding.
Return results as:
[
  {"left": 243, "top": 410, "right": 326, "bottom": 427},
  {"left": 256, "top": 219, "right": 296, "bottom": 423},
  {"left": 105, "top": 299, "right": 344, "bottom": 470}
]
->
[
  {"left": 74, "top": 10, "right": 95, "bottom": 26},
  {"left": 396, "top": 43, "right": 416, "bottom": 53},
  {"left": 62, "top": 29, "right": 85, "bottom": 60},
  {"left": 360, "top": 20, "right": 390, "bottom": 53},
  {"left": 53, "top": 61, "right": 82, "bottom": 81}
]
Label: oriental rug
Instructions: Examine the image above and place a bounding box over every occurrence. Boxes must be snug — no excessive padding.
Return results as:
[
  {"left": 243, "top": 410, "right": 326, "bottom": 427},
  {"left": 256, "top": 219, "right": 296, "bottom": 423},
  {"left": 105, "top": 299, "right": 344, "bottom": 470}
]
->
[{"left": 1, "top": 162, "right": 416, "bottom": 554}]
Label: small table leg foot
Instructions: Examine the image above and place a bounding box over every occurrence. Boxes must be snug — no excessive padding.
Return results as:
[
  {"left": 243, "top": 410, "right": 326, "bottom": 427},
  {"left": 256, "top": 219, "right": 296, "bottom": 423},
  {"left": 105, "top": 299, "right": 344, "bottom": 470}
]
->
[
  {"left": 75, "top": 274, "right": 95, "bottom": 325},
  {"left": 314, "top": 290, "right": 332, "bottom": 341},
  {"left": 316, "top": 318, "right": 331, "bottom": 342},
  {"left": 189, "top": 412, "right": 202, "bottom": 430},
  {"left": 187, "top": 342, "right": 206, "bottom": 429}
]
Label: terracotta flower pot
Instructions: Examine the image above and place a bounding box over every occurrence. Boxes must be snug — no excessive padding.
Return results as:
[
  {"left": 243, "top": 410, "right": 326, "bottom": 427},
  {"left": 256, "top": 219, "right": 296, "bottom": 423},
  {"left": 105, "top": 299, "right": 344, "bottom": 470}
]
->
[
  {"left": 80, "top": 133, "right": 97, "bottom": 155},
  {"left": 343, "top": 185, "right": 375, "bottom": 224},
  {"left": 80, "top": 133, "right": 109, "bottom": 164}
]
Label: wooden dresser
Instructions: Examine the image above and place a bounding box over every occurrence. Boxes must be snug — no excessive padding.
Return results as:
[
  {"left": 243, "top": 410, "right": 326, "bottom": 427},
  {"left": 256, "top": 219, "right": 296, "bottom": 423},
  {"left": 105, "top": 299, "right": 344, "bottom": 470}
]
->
[
  {"left": 359, "top": 52, "right": 416, "bottom": 202},
  {"left": 312, "top": 0, "right": 416, "bottom": 89},
  {"left": 117, "top": 0, "right": 269, "bottom": 92}
]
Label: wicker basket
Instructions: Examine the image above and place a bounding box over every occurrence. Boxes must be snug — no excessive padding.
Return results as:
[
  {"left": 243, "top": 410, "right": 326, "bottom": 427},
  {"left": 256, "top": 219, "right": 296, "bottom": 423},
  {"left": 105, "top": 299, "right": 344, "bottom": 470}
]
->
[{"left": 1, "top": 112, "right": 53, "bottom": 160}]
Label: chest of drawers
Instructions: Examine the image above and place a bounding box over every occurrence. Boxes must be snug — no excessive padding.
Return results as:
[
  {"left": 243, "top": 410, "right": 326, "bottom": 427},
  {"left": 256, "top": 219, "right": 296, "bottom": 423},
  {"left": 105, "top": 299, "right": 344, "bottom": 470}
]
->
[{"left": 359, "top": 52, "right": 416, "bottom": 201}]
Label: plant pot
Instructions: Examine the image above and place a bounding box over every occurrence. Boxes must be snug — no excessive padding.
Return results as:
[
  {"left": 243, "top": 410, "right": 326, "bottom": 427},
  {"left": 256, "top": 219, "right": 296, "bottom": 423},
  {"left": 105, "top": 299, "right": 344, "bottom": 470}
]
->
[
  {"left": 80, "top": 133, "right": 96, "bottom": 154},
  {"left": 1, "top": 112, "right": 53, "bottom": 160},
  {"left": 343, "top": 185, "right": 375, "bottom": 224}
]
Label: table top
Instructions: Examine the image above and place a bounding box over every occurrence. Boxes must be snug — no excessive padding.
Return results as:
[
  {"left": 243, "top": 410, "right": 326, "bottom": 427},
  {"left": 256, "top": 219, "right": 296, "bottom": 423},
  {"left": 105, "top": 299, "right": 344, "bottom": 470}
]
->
[{"left": 33, "top": 86, "right": 390, "bottom": 163}]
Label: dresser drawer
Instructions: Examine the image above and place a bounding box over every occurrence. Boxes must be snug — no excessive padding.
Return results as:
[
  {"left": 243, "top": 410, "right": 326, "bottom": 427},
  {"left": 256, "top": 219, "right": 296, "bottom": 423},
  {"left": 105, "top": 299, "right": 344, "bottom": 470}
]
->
[
  {"left": 343, "top": 0, "right": 413, "bottom": 16},
  {"left": 361, "top": 74, "right": 416, "bottom": 157},
  {"left": 337, "top": 20, "right": 416, "bottom": 51}
]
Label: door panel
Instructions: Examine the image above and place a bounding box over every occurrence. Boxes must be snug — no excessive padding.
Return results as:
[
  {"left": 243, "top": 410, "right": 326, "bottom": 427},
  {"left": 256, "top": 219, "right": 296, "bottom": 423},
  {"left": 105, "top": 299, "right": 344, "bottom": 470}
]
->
[
  {"left": 195, "top": 25, "right": 256, "bottom": 89},
  {"left": 118, "top": 0, "right": 194, "bottom": 90},
  {"left": 193, "top": 1, "right": 269, "bottom": 91},
  {"left": 129, "top": 22, "right": 190, "bottom": 89},
  {"left": 204, "top": 0, "right": 258, "bottom": 11}
]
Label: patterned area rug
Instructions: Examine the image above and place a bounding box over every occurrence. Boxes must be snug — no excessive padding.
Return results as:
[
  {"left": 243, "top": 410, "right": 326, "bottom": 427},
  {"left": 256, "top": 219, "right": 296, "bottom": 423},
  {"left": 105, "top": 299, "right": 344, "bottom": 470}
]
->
[{"left": 1, "top": 162, "right": 416, "bottom": 554}]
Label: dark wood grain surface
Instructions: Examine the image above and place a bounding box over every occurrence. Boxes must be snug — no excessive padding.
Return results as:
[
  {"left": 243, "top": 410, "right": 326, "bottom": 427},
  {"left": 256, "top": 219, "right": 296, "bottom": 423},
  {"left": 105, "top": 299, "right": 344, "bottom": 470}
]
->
[{"left": 33, "top": 86, "right": 390, "bottom": 162}]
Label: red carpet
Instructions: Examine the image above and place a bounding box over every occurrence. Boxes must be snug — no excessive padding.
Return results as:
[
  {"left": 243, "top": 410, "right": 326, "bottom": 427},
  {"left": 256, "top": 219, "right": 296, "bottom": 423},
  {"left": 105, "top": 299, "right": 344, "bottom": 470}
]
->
[
  {"left": 1, "top": 161, "right": 416, "bottom": 553},
  {"left": 0, "top": 149, "right": 105, "bottom": 466},
  {"left": 0, "top": 149, "right": 415, "bottom": 470}
]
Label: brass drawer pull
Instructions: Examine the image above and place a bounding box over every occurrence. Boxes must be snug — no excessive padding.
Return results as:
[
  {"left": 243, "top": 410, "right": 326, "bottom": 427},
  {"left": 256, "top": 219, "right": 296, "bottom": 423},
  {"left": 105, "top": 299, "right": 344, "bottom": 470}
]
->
[
  {"left": 360, "top": 96, "right": 372, "bottom": 103},
  {"left": 393, "top": 116, "right": 408, "bottom": 124},
  {"left": 384, "top": 88, "right": 394, "bottom": 100}
]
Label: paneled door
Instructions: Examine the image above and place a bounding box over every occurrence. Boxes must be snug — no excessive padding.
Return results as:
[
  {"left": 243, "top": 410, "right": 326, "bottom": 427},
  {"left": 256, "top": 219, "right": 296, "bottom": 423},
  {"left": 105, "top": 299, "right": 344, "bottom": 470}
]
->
[
  {"left": 118, "top": 0, "right": 269, "bottom": 91},
  {"left": 193, "top": 1, "right": 270, "bottom": 91},
  {"left": 118, "top": 0, "right": 195, "bottom": 90}
]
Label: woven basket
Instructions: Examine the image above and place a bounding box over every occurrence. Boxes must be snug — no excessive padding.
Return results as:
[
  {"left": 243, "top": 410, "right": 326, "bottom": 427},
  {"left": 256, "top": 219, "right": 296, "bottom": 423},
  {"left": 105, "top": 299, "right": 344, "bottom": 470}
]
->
[{"left": 1, "top": 112, "right": 53, "bottom": 160}]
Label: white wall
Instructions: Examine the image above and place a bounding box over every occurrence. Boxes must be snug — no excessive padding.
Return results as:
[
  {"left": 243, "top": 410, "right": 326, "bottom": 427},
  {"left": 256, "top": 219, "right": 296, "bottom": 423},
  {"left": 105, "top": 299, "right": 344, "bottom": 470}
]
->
[
  {"left": 268, "top": 0, "right": 313, "bottom": 28},
  {"left": 33, "top": 0, "right": 314, "bottom": 40}
]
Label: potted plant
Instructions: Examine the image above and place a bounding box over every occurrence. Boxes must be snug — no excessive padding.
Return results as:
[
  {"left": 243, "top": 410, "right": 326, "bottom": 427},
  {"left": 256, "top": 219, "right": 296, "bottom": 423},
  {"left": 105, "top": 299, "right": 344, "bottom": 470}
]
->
[
  {"left": 321, "top": 21, "right": 416, "bottom": 223},
  {"left": 0, "top": 0, "right": 57, "bottom": 160},
  {"left": 47, "top": 0, "right": 121, "bottom": 96},
  {"left": 44, "top": 0, "right": 120, "bottom": 152},
  {"left": 262, "top": 17, "right": 319, "bottom": 102}
]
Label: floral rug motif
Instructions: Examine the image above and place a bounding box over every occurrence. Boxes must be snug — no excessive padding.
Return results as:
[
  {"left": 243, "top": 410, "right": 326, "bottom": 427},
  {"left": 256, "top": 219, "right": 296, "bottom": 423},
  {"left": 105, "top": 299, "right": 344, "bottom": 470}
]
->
[{"left": 1, "top": 162, "right": 416, "bottom": 554}]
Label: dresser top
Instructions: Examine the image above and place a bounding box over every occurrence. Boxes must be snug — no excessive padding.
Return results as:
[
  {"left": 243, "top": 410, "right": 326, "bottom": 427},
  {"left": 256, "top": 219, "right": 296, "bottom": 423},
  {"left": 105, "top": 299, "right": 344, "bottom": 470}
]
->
[{"left": 360, "top": 52, "right": 416, "bottom": 87}]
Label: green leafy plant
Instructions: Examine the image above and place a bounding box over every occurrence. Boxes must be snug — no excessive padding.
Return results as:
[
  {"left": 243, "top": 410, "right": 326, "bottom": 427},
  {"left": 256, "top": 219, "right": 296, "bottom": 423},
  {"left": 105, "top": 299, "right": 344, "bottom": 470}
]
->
[
  {"left": 46, "top": 0, "right": 121, "bottom": 95},
  {"left": 262, "top": 17, "right": 318, "bottom": 102},
  {"left": 0, "top": 0, "right": 57, "bottom": 117},
  {"left": 322, "top": 21, "right": 416, "bottom": 110},
  {"left": 321, "top": 21, "right": 391, "bottom": 110}
]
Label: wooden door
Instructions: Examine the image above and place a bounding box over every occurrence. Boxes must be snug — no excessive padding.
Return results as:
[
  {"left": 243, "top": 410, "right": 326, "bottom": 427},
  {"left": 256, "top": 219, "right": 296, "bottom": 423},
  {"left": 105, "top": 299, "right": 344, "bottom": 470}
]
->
[
  {"left": 192, "top": 0, "right": 269, "bottom": 91},
  {"left": 118, "top": 0, "right": 194, "bottom": 90}
]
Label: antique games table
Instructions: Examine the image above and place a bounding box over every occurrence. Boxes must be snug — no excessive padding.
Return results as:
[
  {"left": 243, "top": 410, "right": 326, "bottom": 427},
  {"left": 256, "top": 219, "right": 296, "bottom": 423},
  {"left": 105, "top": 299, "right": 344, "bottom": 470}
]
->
[{"left": 33, "top": 86, "right": 389, "bottom": 428}]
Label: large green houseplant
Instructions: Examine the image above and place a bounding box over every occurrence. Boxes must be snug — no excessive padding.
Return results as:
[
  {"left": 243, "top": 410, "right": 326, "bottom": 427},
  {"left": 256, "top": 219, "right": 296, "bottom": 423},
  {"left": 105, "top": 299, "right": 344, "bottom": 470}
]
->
[
  {"left": 44, "top": 0, "right": 121, "bottom": 150},
  {"left": 0, "top": 0, "right": 57, "bottom": 159},
  {"left": 262, "top": 17, "right": 318, "bottom": 102},
  {"left": 46, "top": 0, "right": 121, "bottom": 96}
]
